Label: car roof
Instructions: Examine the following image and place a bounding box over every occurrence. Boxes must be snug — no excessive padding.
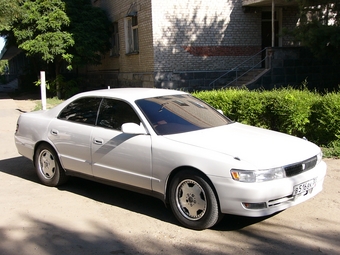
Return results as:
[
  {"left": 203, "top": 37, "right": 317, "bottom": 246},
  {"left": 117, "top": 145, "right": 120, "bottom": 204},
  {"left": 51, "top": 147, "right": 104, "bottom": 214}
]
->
[{"left": 73, "top": 88, "right": 188, "bottom": 101}]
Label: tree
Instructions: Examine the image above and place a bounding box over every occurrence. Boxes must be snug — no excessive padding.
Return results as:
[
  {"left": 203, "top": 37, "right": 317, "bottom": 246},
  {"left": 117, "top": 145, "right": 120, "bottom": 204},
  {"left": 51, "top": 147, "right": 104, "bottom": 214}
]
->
[
  {"left": 0, "top": 0, "right": 22, "bottom": 47},
  {"left": 64, "top": 0, "right": 111, "bottom": 67},
  {"left": 1, "top": 0, "right": 74, "bottom": 98},
  {"left": 290, "top": 0, "right": 340, "bottom": 62},
  {"left": 0, "top": 0, "right": 21, "bottom": 31},
  {"left": 0, "top": 60, "right": 9, "bottom": 75},
  {"left": 0, "top": 0, "right": 111, "bottom": 98}
]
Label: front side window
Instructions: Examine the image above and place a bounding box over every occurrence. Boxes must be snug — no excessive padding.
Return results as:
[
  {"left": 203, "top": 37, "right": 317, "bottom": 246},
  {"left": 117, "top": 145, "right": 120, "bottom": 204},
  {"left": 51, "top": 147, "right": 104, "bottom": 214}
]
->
[
  {"left": 96, "top": 98, "right": 140, "bottom": 130},
  {"left": 58, "top": 97, "right": 101, "bottom": 125},
  {"left": 136, "top": 94, "right": 232, "bottom": 135},
  {"left": 124, "top": 15, "right": 139, "bottom": 54}
]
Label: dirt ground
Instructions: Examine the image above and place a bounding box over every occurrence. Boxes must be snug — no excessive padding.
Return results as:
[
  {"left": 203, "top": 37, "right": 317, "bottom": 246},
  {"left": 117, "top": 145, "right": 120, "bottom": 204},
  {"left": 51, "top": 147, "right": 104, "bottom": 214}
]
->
[{"left": 0, "top": 93, "right": 339, "bottom": 255}]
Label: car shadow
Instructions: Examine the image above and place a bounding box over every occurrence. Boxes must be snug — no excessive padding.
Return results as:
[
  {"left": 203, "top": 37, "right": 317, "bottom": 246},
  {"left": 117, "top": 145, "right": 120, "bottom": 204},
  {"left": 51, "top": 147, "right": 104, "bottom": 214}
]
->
[
  {"left": 0, "top": 156, "right": 38, "bottom": 182},
  {"left": 213, "top": 214, "right": 277, "bottom": 231},
  {"left": 0, "top": 156, "right": 275, "bottom": 231},
  {"left": 59, "top": 176, "right": 178, "bottom": 225}
]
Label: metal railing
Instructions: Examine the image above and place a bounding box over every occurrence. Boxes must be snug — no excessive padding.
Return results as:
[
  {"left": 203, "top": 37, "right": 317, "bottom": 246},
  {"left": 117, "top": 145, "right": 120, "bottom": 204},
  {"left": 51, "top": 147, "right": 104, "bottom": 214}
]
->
[{"left": 209, "top": 47, "right": 270, "bottom": 89}]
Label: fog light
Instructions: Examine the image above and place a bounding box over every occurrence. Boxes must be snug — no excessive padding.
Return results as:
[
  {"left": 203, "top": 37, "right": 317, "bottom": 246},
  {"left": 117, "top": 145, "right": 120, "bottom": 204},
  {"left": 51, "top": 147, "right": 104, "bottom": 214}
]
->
[{"left": 242, "top": 202, "right": 267, "bottom": 209}]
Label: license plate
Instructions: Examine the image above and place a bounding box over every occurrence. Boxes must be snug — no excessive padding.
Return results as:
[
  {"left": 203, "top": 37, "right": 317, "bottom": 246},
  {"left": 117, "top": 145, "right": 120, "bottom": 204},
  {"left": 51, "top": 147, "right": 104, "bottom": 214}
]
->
[{"left": 293, "top": 179, "right": 316, "bottom": 196}]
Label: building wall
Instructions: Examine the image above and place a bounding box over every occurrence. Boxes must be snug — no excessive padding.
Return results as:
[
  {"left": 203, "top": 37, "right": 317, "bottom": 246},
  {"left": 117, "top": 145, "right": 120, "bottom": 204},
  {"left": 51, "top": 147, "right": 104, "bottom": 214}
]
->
[
  {"left": 152, "top": 0, "right": 262, "bottom": 72},
  {"left": 84, "top": 0, "right": 301, "bottom": 90},
  {"left": 151, "top": 0, "right": 264, "bottom": 89},
  {"left": 85, "top": 0, "right": 155, "bottom": 88}
]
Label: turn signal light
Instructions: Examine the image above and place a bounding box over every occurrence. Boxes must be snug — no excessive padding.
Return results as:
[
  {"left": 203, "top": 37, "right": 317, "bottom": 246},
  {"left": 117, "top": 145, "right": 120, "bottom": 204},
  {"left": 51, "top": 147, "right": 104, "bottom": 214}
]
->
[{"left": 242, "top": 202, "right": 267, "bottom": 209}]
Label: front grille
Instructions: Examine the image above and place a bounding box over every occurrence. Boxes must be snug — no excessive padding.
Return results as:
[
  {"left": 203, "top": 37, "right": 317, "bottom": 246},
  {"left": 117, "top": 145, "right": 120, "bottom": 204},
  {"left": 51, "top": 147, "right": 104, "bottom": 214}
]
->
[{"left": 284, "top": 156, "right": 317, "bottom": 177}]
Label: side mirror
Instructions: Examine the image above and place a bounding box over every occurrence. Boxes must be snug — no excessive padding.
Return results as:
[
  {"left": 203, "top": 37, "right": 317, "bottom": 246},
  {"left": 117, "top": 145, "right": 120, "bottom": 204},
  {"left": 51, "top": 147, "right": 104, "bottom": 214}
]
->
[{"left": 121, "top": 122, "right": 147, "bottom": 135}]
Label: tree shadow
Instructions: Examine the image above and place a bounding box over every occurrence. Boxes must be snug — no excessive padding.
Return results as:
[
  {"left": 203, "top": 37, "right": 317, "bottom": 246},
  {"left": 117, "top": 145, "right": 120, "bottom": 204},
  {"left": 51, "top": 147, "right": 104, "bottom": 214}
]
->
[{"left": 0, "top": 214, "right": 168, "bottom": 255}]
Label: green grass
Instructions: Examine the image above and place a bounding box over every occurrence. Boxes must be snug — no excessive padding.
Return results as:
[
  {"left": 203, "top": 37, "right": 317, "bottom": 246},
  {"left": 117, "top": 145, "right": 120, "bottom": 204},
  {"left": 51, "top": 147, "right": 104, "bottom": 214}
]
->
[
  {"left": 33, "top": 97, "right": 64, "bottom": 111},
  {"left": 322, "top": 140, "right": 340, "bottom": 158}
]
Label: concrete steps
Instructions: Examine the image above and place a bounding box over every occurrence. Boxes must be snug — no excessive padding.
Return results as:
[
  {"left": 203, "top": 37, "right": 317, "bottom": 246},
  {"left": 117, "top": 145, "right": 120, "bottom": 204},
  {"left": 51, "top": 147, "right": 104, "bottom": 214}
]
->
[{"left": 224, "top": 68, "right": 269, "bottom": 88}]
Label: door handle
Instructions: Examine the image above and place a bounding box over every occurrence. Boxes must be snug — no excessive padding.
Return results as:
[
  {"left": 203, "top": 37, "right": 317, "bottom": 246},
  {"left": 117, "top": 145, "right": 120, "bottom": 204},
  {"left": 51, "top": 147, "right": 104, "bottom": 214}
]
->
[
  {"left": 93, "top": 138, "right": 103, "bottom": 145},
  {"left": 50, "top": 129, "right": 58, "bottom": 136}
]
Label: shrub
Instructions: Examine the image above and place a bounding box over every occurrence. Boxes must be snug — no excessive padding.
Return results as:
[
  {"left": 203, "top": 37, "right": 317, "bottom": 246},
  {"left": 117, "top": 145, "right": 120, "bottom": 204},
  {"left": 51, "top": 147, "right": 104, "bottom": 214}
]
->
[
  {"left": 193, "top": 89, "right": 235, "bottom": 116},
  {"left": 193, "top": 88, "right": 340, "bottom": 157},
  {"left": 264, "top": 88, "right": 317, "bottom": 137},
  {"left": 308, "top": 92, "right": 340, "bottom": 145}
]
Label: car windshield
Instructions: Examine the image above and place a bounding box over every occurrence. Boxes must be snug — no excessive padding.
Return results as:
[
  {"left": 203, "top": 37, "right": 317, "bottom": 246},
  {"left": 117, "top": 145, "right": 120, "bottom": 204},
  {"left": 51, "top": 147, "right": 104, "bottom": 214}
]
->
[{"left": 136, "top": 94, "right": 232, "bottom": 135}]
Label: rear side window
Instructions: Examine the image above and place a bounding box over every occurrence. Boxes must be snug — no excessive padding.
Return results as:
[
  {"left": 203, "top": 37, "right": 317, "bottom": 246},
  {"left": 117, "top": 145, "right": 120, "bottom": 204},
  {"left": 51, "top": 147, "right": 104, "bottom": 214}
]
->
[
  {"left": 58, "top": 97, "right": 101, "bottom": 125},
  {"left": 96, "top": 98, "right": 140, "bottom": 130}
]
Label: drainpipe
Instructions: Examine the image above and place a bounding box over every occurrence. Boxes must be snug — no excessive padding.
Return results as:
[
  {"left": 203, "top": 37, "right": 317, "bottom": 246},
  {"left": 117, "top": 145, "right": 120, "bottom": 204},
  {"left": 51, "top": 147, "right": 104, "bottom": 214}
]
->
[{"left": 272, "top": 0, "right": 275, "bottom": 47}]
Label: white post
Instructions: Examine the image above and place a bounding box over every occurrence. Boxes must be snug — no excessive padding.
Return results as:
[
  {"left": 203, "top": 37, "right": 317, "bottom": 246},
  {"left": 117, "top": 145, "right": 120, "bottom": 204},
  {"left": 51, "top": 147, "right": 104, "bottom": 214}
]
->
[{"left": 40, "top": 71, "right": 47, "bottom": 110}]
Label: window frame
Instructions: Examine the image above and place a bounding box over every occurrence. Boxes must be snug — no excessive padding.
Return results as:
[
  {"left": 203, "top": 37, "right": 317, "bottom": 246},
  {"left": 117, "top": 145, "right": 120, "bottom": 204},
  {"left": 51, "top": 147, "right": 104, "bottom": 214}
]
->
[{"left": 124, "top": 15, "right": 139, "bottom": 54}]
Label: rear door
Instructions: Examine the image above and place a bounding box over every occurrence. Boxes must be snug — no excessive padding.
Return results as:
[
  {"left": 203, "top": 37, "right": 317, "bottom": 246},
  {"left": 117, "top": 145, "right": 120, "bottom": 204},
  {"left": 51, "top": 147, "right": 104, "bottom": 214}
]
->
[
  {"left": 48, "top": 97, "right": 101, "bottom": 176},
  {"left": 91, "top": 98, "right": 152, "bottom": 190}
]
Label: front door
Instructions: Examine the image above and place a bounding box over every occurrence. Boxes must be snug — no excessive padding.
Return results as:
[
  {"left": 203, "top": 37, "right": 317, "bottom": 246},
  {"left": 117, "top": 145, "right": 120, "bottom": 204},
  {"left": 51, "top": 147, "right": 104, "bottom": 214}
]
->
[
  {"left": 91, "top": 98, "right": 152, "bottom": 190},
  {"left": 261, "top": 11, "right": 279, "bottom": 48},
  {"left": 261, "top": 10, "right": 280, "bottom": 66}
]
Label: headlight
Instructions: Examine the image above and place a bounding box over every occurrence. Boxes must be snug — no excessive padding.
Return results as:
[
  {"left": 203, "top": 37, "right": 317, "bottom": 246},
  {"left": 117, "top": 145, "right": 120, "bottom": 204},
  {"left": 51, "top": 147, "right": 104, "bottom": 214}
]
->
[
  {"left": 231, "top": 167, "right": 285, "bottom": 183},
  {"left": 316, "top": 150, "right": 323, "bottom": 165}
]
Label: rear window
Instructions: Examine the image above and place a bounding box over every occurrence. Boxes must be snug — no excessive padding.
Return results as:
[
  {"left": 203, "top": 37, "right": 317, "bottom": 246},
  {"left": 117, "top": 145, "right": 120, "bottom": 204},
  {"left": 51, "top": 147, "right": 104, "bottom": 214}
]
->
[{"left": 136, "top": 94, "right": 231, "bottom": 135}]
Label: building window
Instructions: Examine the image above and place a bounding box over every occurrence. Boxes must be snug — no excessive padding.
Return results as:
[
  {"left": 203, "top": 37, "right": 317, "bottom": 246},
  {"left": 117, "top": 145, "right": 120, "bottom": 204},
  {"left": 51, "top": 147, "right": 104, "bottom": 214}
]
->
[
  {"left": 110, "top": 22, "right": 120, "bottom": 57},
  {"left": 124, "top": 15, "right": 139, "bottom": 54}
]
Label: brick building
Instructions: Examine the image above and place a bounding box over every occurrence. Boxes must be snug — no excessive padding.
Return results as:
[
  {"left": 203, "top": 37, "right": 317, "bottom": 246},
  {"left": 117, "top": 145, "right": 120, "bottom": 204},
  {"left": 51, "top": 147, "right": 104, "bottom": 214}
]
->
[
  {"left": 83, "top": 0, "right": 300, "bottom": 90},
  {"left": 3, "top": 0, "right": 338, "bottom": 92}
]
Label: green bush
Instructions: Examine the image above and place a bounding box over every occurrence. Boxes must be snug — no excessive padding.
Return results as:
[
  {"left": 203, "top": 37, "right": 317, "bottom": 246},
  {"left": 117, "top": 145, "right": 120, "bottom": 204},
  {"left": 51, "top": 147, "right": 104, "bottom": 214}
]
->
[
  {"left": 264, "top": 88, "right": 317, "bottom": 137},
  {"left": 194, "top": 89, "right": 235, "bottom": 116},
  {"left": 230, "top": 90, "right": 268, "bottom": 128},
  {"left": 193, "top": 88, "right": 340, "bottom": 158},
  {"left": 308, "top": 92, "right": 340, "bottom": 145},
  {"left": 194, "top": 89, "right": 268, "bottom": 128}
]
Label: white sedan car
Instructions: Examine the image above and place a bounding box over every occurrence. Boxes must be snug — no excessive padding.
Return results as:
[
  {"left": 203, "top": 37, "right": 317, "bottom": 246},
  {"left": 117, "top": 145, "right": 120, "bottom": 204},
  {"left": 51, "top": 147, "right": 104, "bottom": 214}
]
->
[{"left": 15, "top": 88, "right": 327, "bottom": 230}]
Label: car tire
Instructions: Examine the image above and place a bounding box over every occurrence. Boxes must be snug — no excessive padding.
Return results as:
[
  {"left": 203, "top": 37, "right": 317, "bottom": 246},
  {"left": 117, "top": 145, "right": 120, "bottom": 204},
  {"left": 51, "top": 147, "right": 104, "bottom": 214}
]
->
[
  {"left": 169, "top": 169, "right": 222, "bottom": 230},
  {"left": 35, "top": 143, "right": 68, "bottom": 187}
]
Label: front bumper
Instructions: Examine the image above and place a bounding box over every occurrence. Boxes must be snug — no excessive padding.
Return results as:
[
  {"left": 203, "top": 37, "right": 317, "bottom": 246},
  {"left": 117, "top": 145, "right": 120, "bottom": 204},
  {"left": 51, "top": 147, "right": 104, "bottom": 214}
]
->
[{"left": 210, "top": 160, "right": 327, "bottom": 217}]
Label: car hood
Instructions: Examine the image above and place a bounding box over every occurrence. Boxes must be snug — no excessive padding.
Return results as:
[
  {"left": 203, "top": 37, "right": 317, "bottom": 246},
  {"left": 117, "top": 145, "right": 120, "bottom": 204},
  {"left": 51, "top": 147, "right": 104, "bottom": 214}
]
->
[{"left": 164, "top": 122, "right": 320, "bottom": 169}]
